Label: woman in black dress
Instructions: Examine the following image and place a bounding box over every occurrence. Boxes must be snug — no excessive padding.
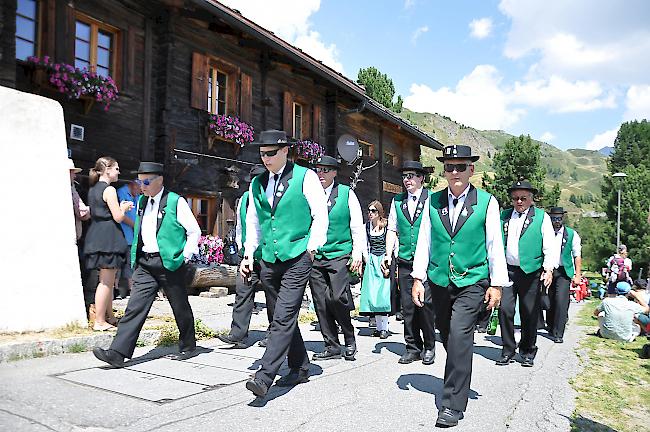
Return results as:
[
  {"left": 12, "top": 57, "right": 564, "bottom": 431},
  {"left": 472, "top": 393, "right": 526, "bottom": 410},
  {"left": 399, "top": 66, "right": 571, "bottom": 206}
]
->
[{"left": 84, "top": 156, "right": 133, "bottom": 331}]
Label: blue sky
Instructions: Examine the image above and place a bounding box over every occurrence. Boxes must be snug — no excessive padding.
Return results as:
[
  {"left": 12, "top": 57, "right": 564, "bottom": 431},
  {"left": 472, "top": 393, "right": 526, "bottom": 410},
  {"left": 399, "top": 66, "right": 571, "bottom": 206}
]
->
[{"left": 220, "top": 0, "right": 650, "bottom": 151}]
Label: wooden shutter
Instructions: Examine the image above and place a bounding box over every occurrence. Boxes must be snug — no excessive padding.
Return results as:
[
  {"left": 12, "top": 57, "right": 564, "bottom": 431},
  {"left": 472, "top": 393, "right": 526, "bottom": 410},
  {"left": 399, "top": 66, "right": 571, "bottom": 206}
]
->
[
  {"left": 190, "top": 52, "right": 208, "bottom": 110},
  {"left": 240, "top": 72, "right": 252, "bottom": 123},
  {"left": 312, "top": 105, "right": 321, "bottom": 143},
  {"left": 226, "top": 71, "right": 238, "bottom": 116},
  {"left": 283, "top": 91, "right": 293, "bottom": 135}
]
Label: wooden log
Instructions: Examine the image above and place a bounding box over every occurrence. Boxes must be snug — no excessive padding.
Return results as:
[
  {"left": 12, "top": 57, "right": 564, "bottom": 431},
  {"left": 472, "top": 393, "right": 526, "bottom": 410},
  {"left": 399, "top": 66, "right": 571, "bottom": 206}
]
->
[{"left": 190, "top": 264, "right": 237, "bottom": 288}]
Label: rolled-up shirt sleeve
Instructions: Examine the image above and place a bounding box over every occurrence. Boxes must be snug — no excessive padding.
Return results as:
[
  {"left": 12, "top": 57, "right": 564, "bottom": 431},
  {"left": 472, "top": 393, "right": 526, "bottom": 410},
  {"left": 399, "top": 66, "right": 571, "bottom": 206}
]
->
[
  {"left": 541, "top": 212, "right": 557, "bottom": 271},
  {"left": 243, "top": 184, "right": 261, "bottom": 258},
  {"left": 572, "top": 231, "right": 582, "bottom": 258},
  {"left": 303, "top": 169, "right": 329, "bottom": 251},
  {"left": 348, "top": 189, "right": 367, "bottom": 260},
  {"left": 411, "top": 206, "right": 431, "bottom": 281},
  {"left": 387, "top": 199, "right": 398, "bottom": 232},
  {"left": 485, "top": 196, "right": 512, "bottom": 287},
  {"left": 176, "top": 197, "right": 201, "bottom": 259},
  {"left": 235, "top": 198, "right": 243, "bottom": 250}
]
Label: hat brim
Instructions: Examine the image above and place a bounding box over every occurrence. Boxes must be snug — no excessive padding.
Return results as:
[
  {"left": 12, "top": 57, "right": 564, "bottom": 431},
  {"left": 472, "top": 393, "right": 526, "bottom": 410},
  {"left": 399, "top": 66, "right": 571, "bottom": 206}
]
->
[
  {"left": 507, "top": 186, "right": 538, "bottom": 195},
  {"left": 549, "top": 210, "right": 567, "bottom": 214},
  {"left": 248, "top": 139, "right": 296, "bottom": 147},
  {"left": 436, "top": 155, "right": 480, "bottom": 163},
  {"left": 315, "top": 163, "right": 339, "bottom": 169},
  {"left": 69, "top": 168, "right": 82, "bottom": 173}
]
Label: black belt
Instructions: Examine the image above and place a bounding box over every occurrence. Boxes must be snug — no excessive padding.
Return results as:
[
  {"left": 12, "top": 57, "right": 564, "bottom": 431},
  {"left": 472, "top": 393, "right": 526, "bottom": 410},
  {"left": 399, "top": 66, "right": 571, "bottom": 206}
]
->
[{"left": 142, "top": 252, "right": 160, "bottom": 259}]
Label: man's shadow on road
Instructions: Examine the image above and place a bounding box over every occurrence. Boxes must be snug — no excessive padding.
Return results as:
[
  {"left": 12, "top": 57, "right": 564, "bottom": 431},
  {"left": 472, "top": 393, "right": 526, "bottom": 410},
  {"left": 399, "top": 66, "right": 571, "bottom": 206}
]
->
[
  {"left": 372, "top": 342, "right": 405, "bottom": 357},
  {"left": 396, "top": 374, "right": 479, "bottom": 410}
]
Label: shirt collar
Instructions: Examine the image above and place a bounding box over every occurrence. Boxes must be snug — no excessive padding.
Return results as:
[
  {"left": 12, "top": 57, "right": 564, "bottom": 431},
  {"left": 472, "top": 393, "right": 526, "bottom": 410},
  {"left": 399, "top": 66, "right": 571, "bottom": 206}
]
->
[
  {"left": 408, "top": 187, "right": 423, "bottom": 199},
  {"left": 513, "top": 207, "right": 531, "bottom": 218},
  {"left": 271, "top": 164, "right": 286, "bottom": 178},
  {"left": 151, "top": 187, "right": 164, "bottom": 203},
  {"left": 324, "top": 182, "right": 335, "bottom": 196},
  {"left": 555, "top": 225, "right": 564, "bottom": 236},
  {"left": 448, "top": 185, "right": 470, "bottom": 200}
]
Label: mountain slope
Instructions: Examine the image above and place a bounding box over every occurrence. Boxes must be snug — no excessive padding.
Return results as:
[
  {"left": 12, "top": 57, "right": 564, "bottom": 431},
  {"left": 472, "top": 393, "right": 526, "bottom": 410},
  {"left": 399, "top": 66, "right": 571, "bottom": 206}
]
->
[{"left": 398, "top": 108, "right": 607, "bottom": 213}]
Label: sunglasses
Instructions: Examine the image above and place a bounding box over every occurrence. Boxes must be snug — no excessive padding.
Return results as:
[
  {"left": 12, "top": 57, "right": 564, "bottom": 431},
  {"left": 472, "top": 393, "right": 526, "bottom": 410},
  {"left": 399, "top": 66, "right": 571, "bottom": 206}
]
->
[
  {"left": 135, "top": 175, "right": 159, "bottom": 186},
  {"left": 401, "top": 172, "right": 422, "bottom": 180},
  {"left": 368, "top": 208, "right": 378, "bottom": 214},
  {"left": 511, "top": 195, "right": 530, "bottom": 202},
  {"left": 444, "top": 163, "right": 469, "bottom": 173},
  {"left": 315, "top": 167, "right": 334, "bottom": 174},
  {"left": 551, "top": 216, "right": 563, "bottom": 222},
  {"left": 260, "top": 149, "right": 280, "bottom": 158}
]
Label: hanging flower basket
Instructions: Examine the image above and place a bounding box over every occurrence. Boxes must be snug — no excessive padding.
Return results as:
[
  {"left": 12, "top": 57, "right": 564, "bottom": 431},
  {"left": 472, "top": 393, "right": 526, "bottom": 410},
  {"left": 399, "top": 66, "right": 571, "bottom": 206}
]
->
[
  {"left": 25, "top": 56, "right": 119, "bottom": 111},
  {"left": 207, "top": 114, "right": 255, "bottom": 151},
  {"left": 293, "top": 139, "right": 325, "bottom": 165}
]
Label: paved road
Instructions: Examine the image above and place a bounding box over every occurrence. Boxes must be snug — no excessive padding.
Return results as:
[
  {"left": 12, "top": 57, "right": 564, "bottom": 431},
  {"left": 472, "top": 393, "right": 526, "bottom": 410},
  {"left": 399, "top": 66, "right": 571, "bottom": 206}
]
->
[{"left": 0, "top": 294, "right": 583, "bottom": 432}]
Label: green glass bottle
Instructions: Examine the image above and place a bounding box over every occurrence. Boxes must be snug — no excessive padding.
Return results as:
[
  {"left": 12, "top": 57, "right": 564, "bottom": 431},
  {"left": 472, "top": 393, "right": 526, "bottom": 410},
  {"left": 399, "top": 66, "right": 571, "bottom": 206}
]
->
[{"left": 487, "top": 307, "right": 499, "bottom": 335}]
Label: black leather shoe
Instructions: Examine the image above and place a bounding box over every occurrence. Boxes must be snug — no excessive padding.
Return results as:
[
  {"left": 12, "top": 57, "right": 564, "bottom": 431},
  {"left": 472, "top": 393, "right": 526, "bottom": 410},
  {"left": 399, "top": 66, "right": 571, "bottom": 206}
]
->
[
  {"left": 165, "top": 348, "right": 199, "bottom": 360},
  {"left": 554, "top": 337, "right": 564, "bottom": 344},
  {"left": 395, "top": 312, "right": 404, "bottom": 321},
  {"left": 521, "top": 357, "right": 534, "bottom": 367},
  {"left": 218, "top": 334, "right": 247, "bottom": 349},
  {"left": 343, "top": 344, "right": 357, "bottom": 361},
  {"left": 421, "top": 349, "right": 435, "bottom": 365},
  {"left": 312, "top": 348, "right": 342, "bottom": 361},
  {"left": 495, "top": 354, "right": 515, "bottom": 366},
  {"left": 379, "top": 330, "right": 389, "bottom": 339},
  {"left": 398, "top": 351, "right": 420, "bottom": 364},
  {"left": 436, "top": 407, "right": 464, "bottom": 427},
  {"left": 476, "top": 326, "right": 487, "bottom": 333},
  {"left": 372, "top": 329, "right": 381, "bottom": 337},
  {"left": 245, "top": 378, "right": 268, "bottom": 397},
  {"left": 276, "top": 368, "right": 310, "bottom": 387},
  {"left": 258, "top": 338, "right": 268, "bottom": 348},
  {"left": 93, "top": 347, "right": 125, "bottom": 368}
]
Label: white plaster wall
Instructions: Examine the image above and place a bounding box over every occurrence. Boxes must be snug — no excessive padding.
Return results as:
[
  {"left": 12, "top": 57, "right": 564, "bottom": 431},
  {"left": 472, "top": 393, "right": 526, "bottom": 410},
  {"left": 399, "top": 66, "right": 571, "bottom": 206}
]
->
[{"left": 0, "top": 87, "right": 87, "bottom": 332}]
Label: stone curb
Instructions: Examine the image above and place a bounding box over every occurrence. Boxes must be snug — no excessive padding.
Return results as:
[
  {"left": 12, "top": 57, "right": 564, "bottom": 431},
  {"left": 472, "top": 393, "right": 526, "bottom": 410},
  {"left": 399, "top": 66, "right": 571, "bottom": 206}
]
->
[{"left": 0, "top": 329, "right": 161, "bottom": 363}]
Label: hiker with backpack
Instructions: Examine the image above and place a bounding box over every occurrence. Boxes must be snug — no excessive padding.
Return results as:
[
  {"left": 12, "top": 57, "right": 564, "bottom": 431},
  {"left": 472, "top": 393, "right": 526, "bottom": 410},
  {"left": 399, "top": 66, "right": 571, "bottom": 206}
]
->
[{"left": 606, "top": 244, "right": 633, "bottom": 292}]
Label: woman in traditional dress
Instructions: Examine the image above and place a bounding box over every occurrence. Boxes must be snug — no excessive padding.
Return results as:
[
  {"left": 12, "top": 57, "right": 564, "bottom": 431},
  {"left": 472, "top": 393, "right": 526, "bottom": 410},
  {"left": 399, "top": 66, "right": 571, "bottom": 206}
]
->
[
  {"left": 84, "top": 156, "right": 133, "bottom": 331},
  {"left": 360, "top": 201, "right": 394, "bottom": 339}
]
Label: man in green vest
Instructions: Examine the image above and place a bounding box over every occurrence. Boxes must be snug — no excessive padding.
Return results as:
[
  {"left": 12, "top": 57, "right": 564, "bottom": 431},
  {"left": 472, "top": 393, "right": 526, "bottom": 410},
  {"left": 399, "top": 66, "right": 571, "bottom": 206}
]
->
[
  {"left": 241, "top": 130, "right": 329, "bottom": 398},
  {"left": 497, "top": 180, "right": 555, "bottom": 367},
  {"left": 546, "top": 207, "right": 582, "bottom": 343},
  {"left": 310, "top": 155, "right": 365, "bottom": 361},
  {"left": 383, "top": 160, "right": 436, "bottom": 365},
  {"left": 218, "top": 164, "right": 272, "bottom": 349},
  {"left": 93, "top": 162, "right": 201, "bottom": 367},
  {"left": 411, "top": 145, "right": 509, "bottom": 428}
]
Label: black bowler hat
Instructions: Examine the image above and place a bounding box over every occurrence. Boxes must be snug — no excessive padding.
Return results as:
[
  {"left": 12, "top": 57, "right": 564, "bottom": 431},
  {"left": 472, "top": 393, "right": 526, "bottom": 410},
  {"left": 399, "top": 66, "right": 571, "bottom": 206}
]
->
[
  {"left": 315, "top": 155, "right": 340, "bottom": 169},
  {"left": 548, "top": 207, "right": 567, "bottom": 215},
  {"left": 245, "top": 164, "right": 266, "bottom": 182},
  {"left": 400, "top": 160, "right": 430, "bottom": 174},
  {"left": 436, "top": 145, "right": 480, "bottom": 162},
  {"left": 508, "top": 179, "right": 538, "bottom": 195},
  {"left": 249, "top": 129, "right": 294, "bottom": 147},
  {"left": 137, "top": 162, "right": 164, "bottom": 175}
]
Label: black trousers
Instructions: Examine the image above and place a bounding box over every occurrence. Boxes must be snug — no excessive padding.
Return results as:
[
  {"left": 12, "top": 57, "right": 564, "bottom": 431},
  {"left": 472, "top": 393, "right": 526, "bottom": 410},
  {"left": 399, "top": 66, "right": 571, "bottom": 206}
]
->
[
  {"left": 256, "top": 252, "right": 312, "bottom": 387},
  {"left": 229, "top": 261, "right": 272, "bottom": 341},
  {"left": 499, "top": 266, "right": 541, "bottom": 359},
  {"left": 431, "top": 280, "right": 488, "bottom": 412},
  {"left": 547, "top": 267, "right": 571, "bottom": 338},
  {"left": 398, "top": 260, "right": 435, "bottom": 354},
  {"left": 309, "top": 255, "right": 355, "bottom": 350},
  {"left": 110, "top": 254, "right": 196, "bottom": 358}
]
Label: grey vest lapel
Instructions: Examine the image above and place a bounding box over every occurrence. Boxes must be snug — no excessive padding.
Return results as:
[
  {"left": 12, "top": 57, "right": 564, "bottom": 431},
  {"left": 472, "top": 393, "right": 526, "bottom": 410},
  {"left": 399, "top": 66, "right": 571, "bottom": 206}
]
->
[
  {"left": 436, "top": 189, "right": 453, "bottom": 237},
  {"left": 271, "top": 162, "right": 295, "bottom": 212},
  {"left": 519, "top": 206, "right": 535, "bottom": 238},
  {"left": 452, "top": 186, "right": 476, "bottom": 237},
  {"left": 327, "top": 182, "right": 339, "bottom": 213}
]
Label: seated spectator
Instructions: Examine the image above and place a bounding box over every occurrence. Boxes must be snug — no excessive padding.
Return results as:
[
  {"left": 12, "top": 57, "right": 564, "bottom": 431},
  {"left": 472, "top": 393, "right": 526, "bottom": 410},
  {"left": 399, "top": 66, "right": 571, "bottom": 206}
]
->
[
  {"left": 631, "top": 279, "right": 650, "bottom": 334},
  {"left": 593, "top": 281, "right": 649, "bottom": 342}
]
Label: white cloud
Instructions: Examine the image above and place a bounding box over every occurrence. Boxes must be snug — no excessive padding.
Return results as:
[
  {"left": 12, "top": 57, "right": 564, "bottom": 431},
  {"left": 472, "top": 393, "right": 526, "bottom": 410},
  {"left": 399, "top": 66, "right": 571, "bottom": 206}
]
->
[
  {"left": 511, "top": 76, "right": 617, "bottom": 113},
  {"left": 218, "top": 0, "right": 344, "bottom": 73},
  {"left": 404, "top": 0, "right": 416, "bottom": 9},
  {"left": 411, "top": 26, "right": 429, "bottom": 44},
  {"left": 624, "top": 85, "right": 650, "bottom": 121},
  {"left": 469, "top": 18, "right": 493, "bottom": 39},
  {"left": 540, "top": 132, "right": 555, "bottom": 142},
  {"left": 585, "top": 128, "right": 618, "bottom": 150},
  {"left": 499, "top": 0, "right": 650, "bottom": 84},
  {"left": 404, "top": 65, "right": 525, "bottom": 130}
]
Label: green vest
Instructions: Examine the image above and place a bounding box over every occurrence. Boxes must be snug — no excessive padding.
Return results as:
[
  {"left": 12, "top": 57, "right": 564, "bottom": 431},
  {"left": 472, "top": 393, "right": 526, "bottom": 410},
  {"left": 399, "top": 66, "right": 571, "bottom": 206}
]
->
[
  {"left": 252, "top": 163, "right": 312, "bottom": 263},
  {"left": 239, "top": 192, "right": 261, "bottom": 261},
  {"left": 427, "top": 186, "right": 491, "bottom": 288},
  {"left": 560, "top": 226, "right": 576, "bottom": 278},
  {"left": 395, "top": 190, "right": 430, "bottom": 261},
  {"left": 317, "top": 183, "right": 353, "bottom": 260},
  {"left": 500, "top": 206, "right": 544, "bottom": 274},
  {"left": 131, "top": 191, "right": 187, "bottom": 272}
]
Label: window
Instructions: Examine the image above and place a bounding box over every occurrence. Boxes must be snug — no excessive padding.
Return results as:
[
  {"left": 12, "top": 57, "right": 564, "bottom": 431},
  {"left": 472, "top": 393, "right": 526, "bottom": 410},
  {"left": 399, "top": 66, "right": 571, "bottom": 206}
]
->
[
  {"left": 360, "top": 141, "right": 374, "bottom": 158},
  {"left": 74, "top": 13, "right": 118, "bottom": 77},
  {"left": 208, "top": 68, "right": 228, "bottom": 115},
  {"left": 384, "top": 151, "right": 397, "bottom": 166},
  {"left": 186, "top": 196, "right": 216, "bottom": 235},
  {"left": 16, "top": 0, "right": 38, "bottom": 60},
  {"left": 293, "top": 103, "right": 303, "bottom": 139}
]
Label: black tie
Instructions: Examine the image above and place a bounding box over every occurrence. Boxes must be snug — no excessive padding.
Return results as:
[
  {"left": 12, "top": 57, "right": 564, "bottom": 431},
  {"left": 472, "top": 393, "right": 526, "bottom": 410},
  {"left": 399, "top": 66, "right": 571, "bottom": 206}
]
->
[
  {"left": 452, "top": 198, "right": 459, "bottom": 207},
  {"left": 412, "top": 195, "right": 417, "bottom": 201},
  {"left": 149, "top": 198, "right": 155, "bottom": 209},
  {"left": 273, "top": 174, "right": 280, "bottom": 193}
]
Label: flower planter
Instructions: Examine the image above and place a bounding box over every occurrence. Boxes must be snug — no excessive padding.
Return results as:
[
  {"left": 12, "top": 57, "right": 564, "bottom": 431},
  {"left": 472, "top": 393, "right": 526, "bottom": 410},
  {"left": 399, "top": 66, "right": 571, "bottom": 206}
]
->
[{"left": 208, "top": 133, "right": 240, "bottom": 154}]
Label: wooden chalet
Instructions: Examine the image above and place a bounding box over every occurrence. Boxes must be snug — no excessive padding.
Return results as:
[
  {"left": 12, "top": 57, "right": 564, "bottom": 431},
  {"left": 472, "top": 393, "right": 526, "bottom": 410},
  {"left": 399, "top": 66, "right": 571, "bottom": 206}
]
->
[{"left": 1, "top": 0, "right": 442, "bottom": 236}]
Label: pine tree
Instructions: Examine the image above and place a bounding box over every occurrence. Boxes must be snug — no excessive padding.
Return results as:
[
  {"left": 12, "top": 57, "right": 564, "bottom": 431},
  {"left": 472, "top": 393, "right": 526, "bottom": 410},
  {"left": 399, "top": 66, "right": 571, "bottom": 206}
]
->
[{"left": 357, "top": 67, "right": 403, "bottom": 113}]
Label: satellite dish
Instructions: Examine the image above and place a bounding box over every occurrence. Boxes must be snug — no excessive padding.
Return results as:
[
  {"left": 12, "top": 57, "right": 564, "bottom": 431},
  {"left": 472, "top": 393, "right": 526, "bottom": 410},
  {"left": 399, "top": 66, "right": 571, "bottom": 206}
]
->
[{"left": 337, "top": 134, "right": 359, "bottom": 163}]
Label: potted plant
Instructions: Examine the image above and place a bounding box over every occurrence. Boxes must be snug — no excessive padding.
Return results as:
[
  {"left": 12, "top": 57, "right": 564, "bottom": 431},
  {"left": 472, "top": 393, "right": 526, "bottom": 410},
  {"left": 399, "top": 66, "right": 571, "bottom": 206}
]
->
[
  {"left": 207, "top": 114, "right": 255, "bottom": 152},
  {"left": 292, "top": 139, "right": 325, "bottom": 165}
]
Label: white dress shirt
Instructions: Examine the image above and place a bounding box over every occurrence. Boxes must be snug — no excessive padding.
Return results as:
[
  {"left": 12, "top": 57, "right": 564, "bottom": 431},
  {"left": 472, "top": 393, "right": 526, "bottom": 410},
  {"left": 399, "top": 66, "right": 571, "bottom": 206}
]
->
[
  {"left": 550, "top": 226, "right": 582, "bottom": 269},
  {"left": 141, "top": 187, "right": 201, "bottom": 259},
  {"left": 235, "top": 196, "right": 244, "bottom": 250},
  {"left": 387, "top": 187, "right": 427, "bottom": 232},
  {"left": 243, "top": 164, "right": 329, "bottom": 257},
  {"left": 411, "top": 185, "right": 511, "bottom": 287},
  {"left": 324, "top": 182, "right": 367, "bottom": 260},
  {"left": 505, "top": 207, "right": 556, "bottom": 270}
]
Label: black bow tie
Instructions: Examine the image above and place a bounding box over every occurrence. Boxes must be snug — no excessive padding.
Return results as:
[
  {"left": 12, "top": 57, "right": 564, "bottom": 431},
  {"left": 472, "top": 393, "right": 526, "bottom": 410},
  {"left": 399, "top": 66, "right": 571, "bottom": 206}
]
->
[
  {"left": 149, "top": 198, "right": 155, "bottom": 208},
  {"left": 452, "top": 198, "right": 459, "bottom": 207}
]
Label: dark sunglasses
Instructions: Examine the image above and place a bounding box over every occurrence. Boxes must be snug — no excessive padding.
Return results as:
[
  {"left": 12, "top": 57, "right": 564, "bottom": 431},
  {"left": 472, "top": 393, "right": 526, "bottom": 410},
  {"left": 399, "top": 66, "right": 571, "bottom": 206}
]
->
[
  {"left": 368, "top": 208, "right": 378, "bottom": 214},
  {"left": 550, "top": 216, "right": 563, "bottom": 222},
  {"left": 444, "top": 163, "right": 469, "bottom": 173},
  {"left": 135, "top": 175, "right": 159, "bottom": 186},
  {"left": 511, "top": 195, "right": 530, "bottom": 202},
  {"left": 260, "top": 148, "right": 280, "bottom": 158},
  {"left": 315, "top": 167, "right": 334, "bottom": 174},
  {"left": 401, "top": 172, "right": 422, "bottom": 180}
]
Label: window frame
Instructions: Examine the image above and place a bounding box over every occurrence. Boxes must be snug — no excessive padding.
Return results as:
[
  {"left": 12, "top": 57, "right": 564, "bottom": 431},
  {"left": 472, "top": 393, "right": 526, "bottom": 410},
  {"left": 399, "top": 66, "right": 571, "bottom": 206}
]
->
[
  {"left": 15, "top": 0, "right": 42, "bottom": 60},
  {"left": 208, "top": 67, "right": 229, "bottom": 115},
  {"left": 293, "top": 102, "right": 303, "bottom": 139},
  {"left": 205, "top": 57, "right": 238, "bottom": 115},
  {"left": 359, "top": 140, "right": 375, "bottom": 158},
  {"left": 74, "top": 11, "right": 120, "bottom": 79},
  {"left": 186, "top": 195, "right": 217, "bottom": 236},
  {"left": 384, "top": 150, "right": 398, "bottom": 167}
]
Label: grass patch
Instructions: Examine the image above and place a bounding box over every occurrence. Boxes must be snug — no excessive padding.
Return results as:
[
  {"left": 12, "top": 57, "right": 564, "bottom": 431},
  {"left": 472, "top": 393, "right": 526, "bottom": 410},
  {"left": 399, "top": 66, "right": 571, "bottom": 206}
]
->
[
  {"left": 156, "top": 319, "right": 218, "bottom": 347},
  {"left": 68, "top": 343, "right": 87, "bottom": 353},
  {"left": 571, "top": 298, "right": 650, "bottom": 432}
]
